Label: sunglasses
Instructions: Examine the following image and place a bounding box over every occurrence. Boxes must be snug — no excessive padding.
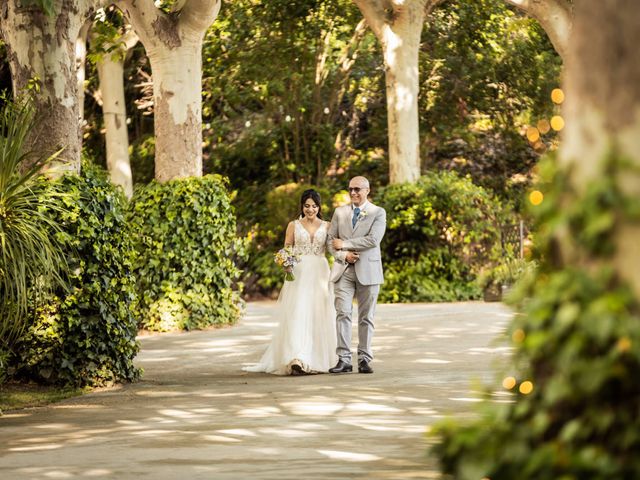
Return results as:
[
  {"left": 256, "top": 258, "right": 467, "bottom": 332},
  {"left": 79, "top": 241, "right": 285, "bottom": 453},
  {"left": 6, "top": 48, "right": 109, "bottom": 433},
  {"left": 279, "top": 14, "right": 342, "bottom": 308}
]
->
[{"left": 348, "top": 187, "right": 367, "bottom": 193}]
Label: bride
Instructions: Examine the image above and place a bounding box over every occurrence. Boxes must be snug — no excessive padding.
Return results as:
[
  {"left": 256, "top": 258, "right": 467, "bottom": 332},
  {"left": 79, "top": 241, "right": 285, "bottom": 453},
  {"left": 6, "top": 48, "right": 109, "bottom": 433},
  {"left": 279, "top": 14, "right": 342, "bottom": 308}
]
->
[{"left": 243, "top": 189, "right": 337, "bottom": 375}]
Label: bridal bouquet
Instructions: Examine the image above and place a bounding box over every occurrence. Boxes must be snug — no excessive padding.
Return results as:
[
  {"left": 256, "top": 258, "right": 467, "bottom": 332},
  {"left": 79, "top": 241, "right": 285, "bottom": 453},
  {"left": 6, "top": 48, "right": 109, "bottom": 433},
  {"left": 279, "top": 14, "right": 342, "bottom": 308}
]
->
[{"left": 274, "top": 246, "right": 301, "bottom": 281}]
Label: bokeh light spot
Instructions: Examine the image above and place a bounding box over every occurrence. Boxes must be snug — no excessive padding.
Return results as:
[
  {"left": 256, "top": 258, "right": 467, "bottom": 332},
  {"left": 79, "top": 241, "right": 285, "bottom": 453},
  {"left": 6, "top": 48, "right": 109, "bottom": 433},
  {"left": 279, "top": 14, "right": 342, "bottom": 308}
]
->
[
  {"left": 520, "top": 381, "right": 534, "bottom": 395},
  {"left": 533, "top": 141, "right": 547, "bottom": 153},
  {"left": 550, "top": 115, "right": 565, "bottom": 131},
  {"left": 512, "top": 329, "right": 525, "bottom": 343},
  {"left": 502, "top": 376, "right": 517, "bottom": 390},
  {"left": 537, "top": 119, "right": 551, "bottom": 134},
  {"left": 529, "top": 190, "right": 544, "bottom": 206},
  {"left": 526, "top": 126, "right": 540, "bottom": 143},
  {"left": 617, "top": 337, "right": 631, "bottom": 352},
  {"left": 551, "top": 88, "right": 565, "bottom": 104}
]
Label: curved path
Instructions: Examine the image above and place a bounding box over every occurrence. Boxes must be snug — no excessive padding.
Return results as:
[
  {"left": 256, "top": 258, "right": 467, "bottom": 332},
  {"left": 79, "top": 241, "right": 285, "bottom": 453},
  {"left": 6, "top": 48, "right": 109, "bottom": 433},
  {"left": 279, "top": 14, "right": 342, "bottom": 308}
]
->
[{"left": 0, "top": 301, "right": 512, "bottom": 479}]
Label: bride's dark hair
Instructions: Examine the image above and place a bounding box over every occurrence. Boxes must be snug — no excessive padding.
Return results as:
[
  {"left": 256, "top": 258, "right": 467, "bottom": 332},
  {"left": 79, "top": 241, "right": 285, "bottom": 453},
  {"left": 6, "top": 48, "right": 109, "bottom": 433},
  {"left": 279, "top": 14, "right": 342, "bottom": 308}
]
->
[{"left": 299, "top": 189, "right": 323, "bottom": 219}]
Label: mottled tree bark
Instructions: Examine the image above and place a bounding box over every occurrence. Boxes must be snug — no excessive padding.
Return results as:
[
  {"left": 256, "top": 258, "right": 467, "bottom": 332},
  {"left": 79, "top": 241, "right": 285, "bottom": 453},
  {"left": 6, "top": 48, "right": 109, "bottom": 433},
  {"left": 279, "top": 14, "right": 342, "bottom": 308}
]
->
[
  {"left": 117, "top": 0, "right": 220, "bottom": 182},
  {"left": 560, "top": 0, "right": 640, "bottom": 296},
  {"left": 0, "top": 0, "right": 101, "bottom": 171}
]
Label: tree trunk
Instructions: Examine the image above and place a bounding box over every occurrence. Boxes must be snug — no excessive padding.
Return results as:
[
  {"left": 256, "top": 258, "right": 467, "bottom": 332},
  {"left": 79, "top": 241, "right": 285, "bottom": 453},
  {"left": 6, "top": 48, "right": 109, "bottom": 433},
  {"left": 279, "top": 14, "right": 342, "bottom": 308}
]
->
[
  {"left": 0, "top": 1, "right": 99, "bottom": 172},
  {"left": 382, "top": 11, "right": 423, "bottom": 184},
  {"left": 148, "top": 44, "right": 205, "bottom": 182},
  {"left": 94, "top": 28, "right": 137, "bottom": 198},
  {"left": 117, "top": 0, "right": 220, "bottom": 182},
  {"left": 560, "top": 0, "right": 640, "bottom": 297},
  {"left": 354, "top": 0, "right": 431, "bottom": 184},
  {"left": 504, "top": 0, "right": 572, "bottom": 61},
  {"left": 76, "top": 20, "right": 92, "bottom": 126}
]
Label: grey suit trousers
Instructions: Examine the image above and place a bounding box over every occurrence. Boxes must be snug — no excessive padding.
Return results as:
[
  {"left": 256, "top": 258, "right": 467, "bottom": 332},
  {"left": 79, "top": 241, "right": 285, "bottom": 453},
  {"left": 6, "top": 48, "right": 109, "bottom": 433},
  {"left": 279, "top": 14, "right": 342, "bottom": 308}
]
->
[{"left": 334, "top": 264, "right": 380, "bottom": 364}]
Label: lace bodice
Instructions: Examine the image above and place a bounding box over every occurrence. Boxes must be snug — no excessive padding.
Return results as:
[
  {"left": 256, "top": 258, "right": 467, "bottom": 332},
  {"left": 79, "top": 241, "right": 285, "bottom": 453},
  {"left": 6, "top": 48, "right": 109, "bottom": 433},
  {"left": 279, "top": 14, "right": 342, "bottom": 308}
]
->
[{"left": 293, "top": 220, "right": 327, "bottom": 256}]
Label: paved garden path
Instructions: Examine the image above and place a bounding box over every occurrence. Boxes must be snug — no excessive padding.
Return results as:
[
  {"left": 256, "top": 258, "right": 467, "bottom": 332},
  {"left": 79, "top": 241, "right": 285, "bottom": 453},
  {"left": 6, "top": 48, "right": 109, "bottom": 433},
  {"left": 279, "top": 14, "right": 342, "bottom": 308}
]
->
[{"left": 1, "top": 301, "right": 513, "bottom": 479}]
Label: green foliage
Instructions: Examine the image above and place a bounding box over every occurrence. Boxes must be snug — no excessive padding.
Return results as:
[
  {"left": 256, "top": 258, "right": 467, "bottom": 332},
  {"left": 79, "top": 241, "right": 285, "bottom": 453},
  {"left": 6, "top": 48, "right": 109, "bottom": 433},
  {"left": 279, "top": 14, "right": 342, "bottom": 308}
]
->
[
  {"left": 12, "top": 164, "right": 140, "bottom": 387},
  {"left": 129, "top": 134, "right": 155, "bottom": 186},
  {"left": 433, "top": 153, "right": 640, "bottom": 479},
  {"left": 382, "top": 256, "right": 482, "bottom": 303},
  {"left": 375, "top": 171, "right": 504, "bottom": 302},
  {"left": 0, "top": 96, "right": 68, "bottom": 380},
  {"left": 422, "top": 0, "right": 562, "bottom": 201},
  {"left": 87, "top": 7, "right": 128, "bottom": 65},
  {"left": 203, "top": 0, "right": 373, "bottom": 188},
  {"left": 128, "top": 175, "right": 244, "bottom": 331},
  {"left": 478, "top": 256, "right": 536, "bottom": 290}
]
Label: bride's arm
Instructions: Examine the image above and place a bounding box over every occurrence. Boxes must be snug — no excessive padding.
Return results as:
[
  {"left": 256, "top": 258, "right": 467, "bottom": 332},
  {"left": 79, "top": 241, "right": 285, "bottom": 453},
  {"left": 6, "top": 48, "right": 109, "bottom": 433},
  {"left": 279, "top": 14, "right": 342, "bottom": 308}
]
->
[{"left": 284, "top": 221, "right": 295, "bottom": 247}]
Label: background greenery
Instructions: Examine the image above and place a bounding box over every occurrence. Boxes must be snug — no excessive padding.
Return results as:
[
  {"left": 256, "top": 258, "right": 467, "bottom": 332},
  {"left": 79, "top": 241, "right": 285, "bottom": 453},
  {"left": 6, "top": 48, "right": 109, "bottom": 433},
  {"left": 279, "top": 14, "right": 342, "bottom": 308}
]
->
[
  {"left": 195, "top": 0, "right": 558, "bottom": 297},
  {"left": 0, "top": 96, "right": 69, "bottom": 383},
  {"left": 377, "top": 171, "right": 505, "bottom": 302}
]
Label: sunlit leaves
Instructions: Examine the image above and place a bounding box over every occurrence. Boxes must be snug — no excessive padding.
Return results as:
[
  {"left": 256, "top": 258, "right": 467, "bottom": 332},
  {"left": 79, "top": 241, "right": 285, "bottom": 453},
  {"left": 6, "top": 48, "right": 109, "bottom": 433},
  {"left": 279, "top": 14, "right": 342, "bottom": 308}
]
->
[
  {"left": 376, "top": 171, "right": 505, "bottom": 302},
  {"left": 0, "top": 96, "right": 68, "bottom": 362},
  {"left": 128, "top": 175, "right": 244, "bottom": 331},
  {"left": 13, "top": 164, "right": 140, "bottom": 386}
]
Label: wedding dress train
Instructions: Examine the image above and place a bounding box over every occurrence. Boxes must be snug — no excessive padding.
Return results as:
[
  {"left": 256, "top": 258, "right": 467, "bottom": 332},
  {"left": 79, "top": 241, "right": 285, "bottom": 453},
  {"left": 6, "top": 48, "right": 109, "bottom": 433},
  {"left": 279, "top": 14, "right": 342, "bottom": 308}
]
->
[{"left": 243, "top": 220, "right": 337, "bottom": 375}]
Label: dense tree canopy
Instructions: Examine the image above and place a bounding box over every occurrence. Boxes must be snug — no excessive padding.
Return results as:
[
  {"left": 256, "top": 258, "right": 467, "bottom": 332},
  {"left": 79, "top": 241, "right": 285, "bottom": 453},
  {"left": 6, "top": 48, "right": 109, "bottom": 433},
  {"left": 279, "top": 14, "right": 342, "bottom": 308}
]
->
[{"left": 0, "top": 0, "right": 561, "bottom": 200}]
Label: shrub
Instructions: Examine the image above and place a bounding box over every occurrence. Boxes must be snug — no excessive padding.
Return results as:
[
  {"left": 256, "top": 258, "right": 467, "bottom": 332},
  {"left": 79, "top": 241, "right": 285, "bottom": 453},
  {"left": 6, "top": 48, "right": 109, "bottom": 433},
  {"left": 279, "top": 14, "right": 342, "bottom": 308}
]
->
[
  {"left": 12, "top": 164, "right": 140, "bottom": 386},
  {"left": 375, "top": 171, "right": 505, "bottom": 302},
  {"left": 129, "top": 175, "right": 244, "bottom": 331},
  {"left": 0, "top": 96, "right": 69, "bottom": 383}
]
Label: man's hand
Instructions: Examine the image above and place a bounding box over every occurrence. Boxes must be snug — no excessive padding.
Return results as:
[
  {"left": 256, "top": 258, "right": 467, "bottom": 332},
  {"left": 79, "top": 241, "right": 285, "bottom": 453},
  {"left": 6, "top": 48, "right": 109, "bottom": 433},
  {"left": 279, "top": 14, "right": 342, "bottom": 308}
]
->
[
  {"left": 332, "top": 238, "right": 344, "bottom": 250},
  {"left": 345, "top": 251, "right": 359, "bottom": 264}
]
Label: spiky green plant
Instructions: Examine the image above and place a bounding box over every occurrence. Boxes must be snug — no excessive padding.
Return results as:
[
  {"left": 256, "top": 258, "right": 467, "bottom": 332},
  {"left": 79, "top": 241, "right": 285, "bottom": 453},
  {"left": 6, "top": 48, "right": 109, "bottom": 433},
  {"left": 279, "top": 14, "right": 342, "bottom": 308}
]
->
[{"left": 0, "top": 96, "right": 68, "bottom": 366}]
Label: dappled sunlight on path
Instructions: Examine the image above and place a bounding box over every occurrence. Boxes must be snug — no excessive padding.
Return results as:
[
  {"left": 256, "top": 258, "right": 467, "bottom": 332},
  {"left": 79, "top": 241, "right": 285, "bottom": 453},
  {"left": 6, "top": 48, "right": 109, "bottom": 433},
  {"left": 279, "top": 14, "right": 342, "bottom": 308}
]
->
[{"left": 0, "top": 302, "right": 512, "bottom": 479}]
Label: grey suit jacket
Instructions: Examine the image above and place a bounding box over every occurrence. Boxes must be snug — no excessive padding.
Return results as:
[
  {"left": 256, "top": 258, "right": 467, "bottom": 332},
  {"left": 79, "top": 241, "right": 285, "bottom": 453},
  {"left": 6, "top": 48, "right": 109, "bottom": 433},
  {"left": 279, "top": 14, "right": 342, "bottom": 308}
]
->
[{"left": 327, "top": 202, "right": 387, "bottom": 285}]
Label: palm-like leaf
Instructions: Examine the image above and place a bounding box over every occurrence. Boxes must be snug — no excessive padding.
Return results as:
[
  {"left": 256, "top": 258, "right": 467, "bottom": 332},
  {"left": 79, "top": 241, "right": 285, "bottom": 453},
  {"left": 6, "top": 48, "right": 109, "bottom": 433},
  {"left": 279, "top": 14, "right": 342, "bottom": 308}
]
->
[{"left": 0, "top": 96, "right": 68, "bottom": 353}]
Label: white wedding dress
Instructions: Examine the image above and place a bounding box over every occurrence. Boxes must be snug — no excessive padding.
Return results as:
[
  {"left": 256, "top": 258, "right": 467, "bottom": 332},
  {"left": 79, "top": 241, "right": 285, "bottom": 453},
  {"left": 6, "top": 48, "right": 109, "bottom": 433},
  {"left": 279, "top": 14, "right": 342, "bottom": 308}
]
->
[{"left": 243, "top": 220, "right": 337, "bottom": 375}]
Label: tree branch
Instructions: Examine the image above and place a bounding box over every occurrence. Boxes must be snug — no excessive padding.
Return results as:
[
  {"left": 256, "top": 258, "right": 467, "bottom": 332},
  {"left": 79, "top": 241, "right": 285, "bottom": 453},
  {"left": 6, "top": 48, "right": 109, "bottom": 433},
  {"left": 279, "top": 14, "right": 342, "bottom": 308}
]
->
[
  {"left": 115, "top": 0, "right": 164, "bottom": 47},
  {"left": 353, "top": 0, "right": 387, "bottom": 40},
  {"left": 179, "top": 0, "right": 221, "bottom": 35},
  {"left": 504, "top": 0, "right": 572, "bottom": 60}
]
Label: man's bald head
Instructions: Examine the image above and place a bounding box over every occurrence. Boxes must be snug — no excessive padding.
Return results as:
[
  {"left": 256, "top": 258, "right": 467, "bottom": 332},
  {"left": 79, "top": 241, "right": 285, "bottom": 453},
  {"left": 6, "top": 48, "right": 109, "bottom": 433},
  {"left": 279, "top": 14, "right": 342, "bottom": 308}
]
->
[{"left": 349, "top": 176, "right": 370, "bottom": 189}]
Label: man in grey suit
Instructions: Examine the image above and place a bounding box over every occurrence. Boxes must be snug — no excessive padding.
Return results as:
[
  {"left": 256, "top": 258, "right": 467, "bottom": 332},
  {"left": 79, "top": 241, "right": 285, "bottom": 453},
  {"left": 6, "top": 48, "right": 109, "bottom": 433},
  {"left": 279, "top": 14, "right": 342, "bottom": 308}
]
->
[{"left": 327, "top": 176, "right": 386, "bottom": 374}]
